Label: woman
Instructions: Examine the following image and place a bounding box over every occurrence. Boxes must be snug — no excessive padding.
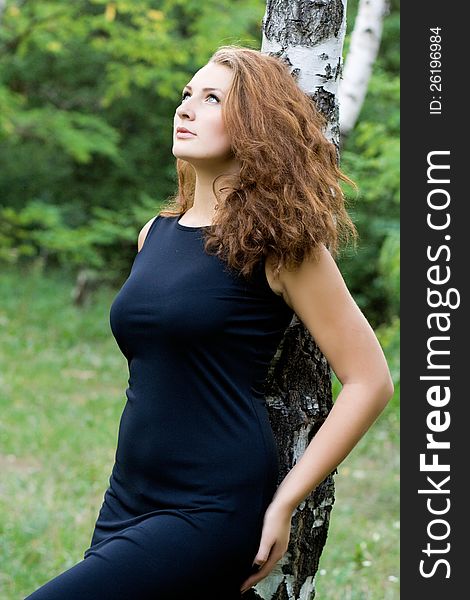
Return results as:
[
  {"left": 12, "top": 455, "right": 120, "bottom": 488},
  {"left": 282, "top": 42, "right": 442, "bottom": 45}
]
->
[{"left": 26, "top": 45, "right": 394, "bottom": 599}]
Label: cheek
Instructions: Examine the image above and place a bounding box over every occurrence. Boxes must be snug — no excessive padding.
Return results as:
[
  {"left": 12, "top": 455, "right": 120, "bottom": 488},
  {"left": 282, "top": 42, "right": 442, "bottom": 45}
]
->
[
  {"left": 210, "top": 113, "right": 227, "bottom": 134},
  {"left": 212, "top": 120, "right": 231, "bottom": 149}
]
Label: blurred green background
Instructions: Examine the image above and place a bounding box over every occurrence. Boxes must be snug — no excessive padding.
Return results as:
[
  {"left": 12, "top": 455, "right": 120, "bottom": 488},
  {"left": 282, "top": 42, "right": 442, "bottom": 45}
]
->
[{"left": 0, "top": 0, "right": 399, "bottom": 598}]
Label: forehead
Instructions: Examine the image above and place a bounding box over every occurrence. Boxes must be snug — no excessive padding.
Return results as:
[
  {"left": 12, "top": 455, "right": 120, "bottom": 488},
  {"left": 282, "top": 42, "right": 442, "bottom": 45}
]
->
[{"left": 186, "top": 62, "right": 234, "bottom": 92}]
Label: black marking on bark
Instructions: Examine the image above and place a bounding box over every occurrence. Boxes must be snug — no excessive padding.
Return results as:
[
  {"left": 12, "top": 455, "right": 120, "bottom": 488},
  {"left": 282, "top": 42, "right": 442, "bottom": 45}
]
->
[
  {"left": 312, "top": 86, "right": 336, "bottom": 121},
  {"left": 264, "top": 0, "right": 344, "bottom": 46}
]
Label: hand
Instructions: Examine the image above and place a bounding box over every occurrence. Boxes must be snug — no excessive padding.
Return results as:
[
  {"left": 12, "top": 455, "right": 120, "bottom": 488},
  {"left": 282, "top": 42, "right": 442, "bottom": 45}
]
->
[{"left": 240, "top": 502, "right": 293, "bottom": 594}]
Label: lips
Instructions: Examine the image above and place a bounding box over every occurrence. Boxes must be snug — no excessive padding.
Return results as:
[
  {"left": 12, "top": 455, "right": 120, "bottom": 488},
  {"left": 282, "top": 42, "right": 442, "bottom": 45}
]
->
[{"left": 176, "top": 127, "right": 196, "bottom": 135}]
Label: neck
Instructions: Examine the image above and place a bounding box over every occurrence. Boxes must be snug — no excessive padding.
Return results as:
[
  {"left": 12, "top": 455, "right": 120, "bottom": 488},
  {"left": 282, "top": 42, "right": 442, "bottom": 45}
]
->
[
  {"left": 189, "top": 159, "right": 241, "bottom": 220},
  {"left": 192, "top": 173, "right": 219, "bottom": 219}
]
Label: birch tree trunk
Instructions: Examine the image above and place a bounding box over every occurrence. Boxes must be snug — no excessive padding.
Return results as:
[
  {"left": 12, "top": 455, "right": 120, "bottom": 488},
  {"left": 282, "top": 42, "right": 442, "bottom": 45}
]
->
[
  {"left": 247, "top": 2, "right": 349, "bottom": 599},
  {"left": 338, "top": 0, "right": 389, "bottom": 138}
]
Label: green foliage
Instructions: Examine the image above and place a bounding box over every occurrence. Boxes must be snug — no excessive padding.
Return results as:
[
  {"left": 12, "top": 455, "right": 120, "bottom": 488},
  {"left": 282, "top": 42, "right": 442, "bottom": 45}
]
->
[
  {"left": 334, "top": 0, "right": 400, "bottom": 329},
  {"left": 379, "top": 229, "right": 400, "bottom": 315},
  {"left": 339, "top": 68, "right": 399, "bottom": 325},
  {"left": 0, "top": 195, "right": 165, "bottom": 279},
  {"left": 0, "top": 201, "right": 64, "bottom": 262},
  {"left": 11, "top": 108, "right": 122, "bottom": 163},
  {"left": 378, "top": 0, "right": 400, "bottom": 74}
]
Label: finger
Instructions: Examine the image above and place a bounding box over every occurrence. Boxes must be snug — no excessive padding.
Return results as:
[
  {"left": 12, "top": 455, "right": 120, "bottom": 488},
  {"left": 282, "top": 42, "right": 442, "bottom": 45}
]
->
[
  {"left": 252, "top": 542, "right": 272, "bottom": 567},
  {"left": 241, "top": 542, "right": 271, "bottom": 591},
  {"left": 240, "top": 557, "right": 278, "bottom": 592}
]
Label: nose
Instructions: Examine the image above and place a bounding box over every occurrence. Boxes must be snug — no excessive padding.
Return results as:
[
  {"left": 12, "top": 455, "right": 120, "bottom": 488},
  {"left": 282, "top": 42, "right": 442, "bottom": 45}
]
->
[{"left": 176, "top": 100, "right": 195, "bottom": 121}]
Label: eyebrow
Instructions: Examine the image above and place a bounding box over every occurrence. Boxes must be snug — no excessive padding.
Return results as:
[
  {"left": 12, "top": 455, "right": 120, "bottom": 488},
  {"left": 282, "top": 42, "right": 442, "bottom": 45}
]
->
[{"left": 183, "top": 85, "right": 224, "bottom": 94}]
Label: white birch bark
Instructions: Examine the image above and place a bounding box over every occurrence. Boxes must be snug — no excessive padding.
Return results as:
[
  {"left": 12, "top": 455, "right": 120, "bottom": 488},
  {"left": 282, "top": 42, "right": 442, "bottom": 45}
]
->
[
  {"left": 251, "top": 2, "right": 349, "bottom": 599},
  {"left": 261, "top": 0, "right": 348, "bottom": 150},
  {"left": 338, "top": 0, "right": 389, "bottom": 136}
]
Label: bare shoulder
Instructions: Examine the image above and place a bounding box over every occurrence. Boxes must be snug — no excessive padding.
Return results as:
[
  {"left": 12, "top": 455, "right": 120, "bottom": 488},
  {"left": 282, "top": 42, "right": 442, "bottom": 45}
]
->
[
  {"left": 265, "top": 244, "right": 341, "bottom": 307},
  {"left": 137, "top": 215, "right": 159, "bottom": 252},
  {"left": 279, "top": 244, "right": 345, "bottom": 307}
]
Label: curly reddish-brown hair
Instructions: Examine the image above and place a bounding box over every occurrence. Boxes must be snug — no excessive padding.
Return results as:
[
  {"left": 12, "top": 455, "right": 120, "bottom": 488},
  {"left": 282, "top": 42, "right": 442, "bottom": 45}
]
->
[{"left": 160, "top": 44, "right": 358, "bottom": 279}]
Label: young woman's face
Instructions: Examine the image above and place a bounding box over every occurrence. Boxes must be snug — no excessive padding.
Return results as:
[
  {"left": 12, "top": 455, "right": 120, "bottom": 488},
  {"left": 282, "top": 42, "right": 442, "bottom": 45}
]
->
[{"left": 172, "top": 62, "right": 235, "bottom": 168}]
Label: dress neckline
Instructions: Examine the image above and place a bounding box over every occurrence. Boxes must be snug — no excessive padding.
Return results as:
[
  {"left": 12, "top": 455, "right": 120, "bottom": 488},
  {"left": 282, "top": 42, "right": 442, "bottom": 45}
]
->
[{"left": 175, "top": 215, "right": 213, "bottom": 230}]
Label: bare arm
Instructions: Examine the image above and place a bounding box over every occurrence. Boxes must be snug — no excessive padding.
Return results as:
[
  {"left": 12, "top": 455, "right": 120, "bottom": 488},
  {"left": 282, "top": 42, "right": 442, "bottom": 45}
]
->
[{"left": 271, "top": 244, "right": 394, "bottom": 513}]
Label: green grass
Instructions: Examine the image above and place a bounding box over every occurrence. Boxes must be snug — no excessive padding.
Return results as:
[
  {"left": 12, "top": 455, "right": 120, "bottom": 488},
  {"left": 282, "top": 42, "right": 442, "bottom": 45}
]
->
[
  {"left": 0, "top": 263, "right": 399, "bottom": 599},
  {"left": 1, "top": 264, "right": 126, "bottom": 597}
]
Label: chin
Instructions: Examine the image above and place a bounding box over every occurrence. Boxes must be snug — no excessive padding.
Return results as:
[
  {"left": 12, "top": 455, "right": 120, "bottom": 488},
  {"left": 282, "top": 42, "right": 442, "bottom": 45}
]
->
[{"left": 171, "top": 146, "right": 188, "bottom": 159}]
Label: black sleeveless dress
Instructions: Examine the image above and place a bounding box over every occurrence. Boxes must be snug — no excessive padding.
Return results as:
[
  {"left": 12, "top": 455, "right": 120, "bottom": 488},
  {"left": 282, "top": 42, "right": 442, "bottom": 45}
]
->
[{"left": 25, "top": 214, "right": 294, "bottom": 600}]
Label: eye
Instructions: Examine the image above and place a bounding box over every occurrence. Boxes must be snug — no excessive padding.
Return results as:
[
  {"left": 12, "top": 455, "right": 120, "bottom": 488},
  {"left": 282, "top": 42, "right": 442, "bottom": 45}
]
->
[{"left": 180, "top": 91, "right": 220, "bottom": 103}]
